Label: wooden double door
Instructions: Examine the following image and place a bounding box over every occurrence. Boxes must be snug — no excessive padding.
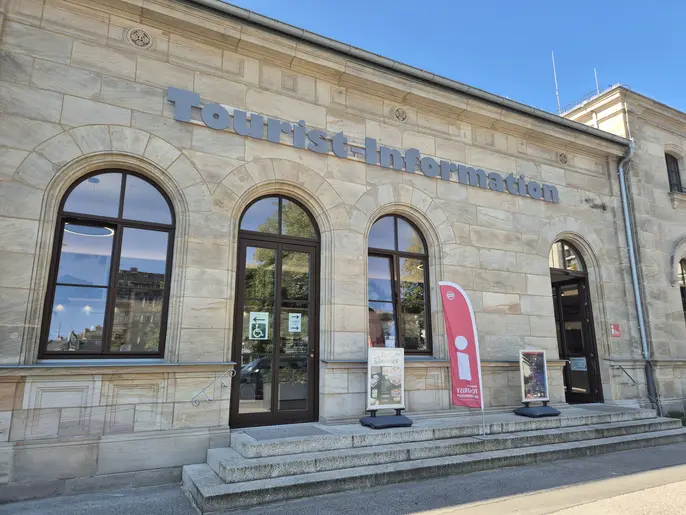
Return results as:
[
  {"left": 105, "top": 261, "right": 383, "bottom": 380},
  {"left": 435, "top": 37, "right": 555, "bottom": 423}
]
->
[
  {"left": 230, "top": 237, "right": 319, "bottom": 428},
  {"left": 551, "top": 274, "right": 603, "bottom": 403}
]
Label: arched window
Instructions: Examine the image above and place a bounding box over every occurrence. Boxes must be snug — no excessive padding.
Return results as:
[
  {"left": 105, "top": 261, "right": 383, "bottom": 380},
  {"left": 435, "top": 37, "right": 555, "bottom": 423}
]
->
[
  {"left": 666, "top": 154, "right": 682, "bottom": 193},
  {"left": 549, "top": 240, "right": 584, "bottom": 272},
  {"left": 41, "top": 171, "right": 174, "bottom": 358},
  {"left": 367, "top": 215, "right": 431, "bottom": 353},
  {"left": 679, "top": 259, "right": 686, "bottom": 324}
]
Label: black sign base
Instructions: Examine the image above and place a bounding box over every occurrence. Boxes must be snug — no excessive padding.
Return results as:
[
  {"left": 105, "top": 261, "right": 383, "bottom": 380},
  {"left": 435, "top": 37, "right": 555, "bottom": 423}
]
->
[
  {"left": 513, "top": 404, "right": 561, "bottom": 418},
  {"left": 360, "top": 414, "right": 413, "bottom": 429},
  {"left": 360, "top": 408, "right": 413, "bottom": 429}
]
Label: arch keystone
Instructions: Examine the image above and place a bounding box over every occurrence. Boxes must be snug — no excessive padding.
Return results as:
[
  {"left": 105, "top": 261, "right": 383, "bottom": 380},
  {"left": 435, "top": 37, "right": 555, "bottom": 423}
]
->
[
  {"left": 69, "top": 126, "right": 111, "bottom": 154},
  {"left": 144, "top": 136, "right": 181, "bottom": 169},
  {"left": 35, "top": 131, "right": 82, "bottom": 168},
  {"left": 110, "top": 126, "right": 151, "bottom": 156},
  {"left": 220, "top": 165, "right": 255, "bottom": 198}
]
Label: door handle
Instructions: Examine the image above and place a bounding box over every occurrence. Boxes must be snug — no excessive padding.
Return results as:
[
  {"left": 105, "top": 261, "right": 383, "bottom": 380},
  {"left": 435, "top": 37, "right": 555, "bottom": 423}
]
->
[{"left": 309, "top": 352, "right": 315, "bottom": 359}]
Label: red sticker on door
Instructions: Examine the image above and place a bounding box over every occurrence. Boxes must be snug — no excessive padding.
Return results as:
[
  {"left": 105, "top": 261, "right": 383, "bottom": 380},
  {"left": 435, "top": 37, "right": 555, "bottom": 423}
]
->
[{"left": 610, "top": 324, "right": 620, "bottom": 338}]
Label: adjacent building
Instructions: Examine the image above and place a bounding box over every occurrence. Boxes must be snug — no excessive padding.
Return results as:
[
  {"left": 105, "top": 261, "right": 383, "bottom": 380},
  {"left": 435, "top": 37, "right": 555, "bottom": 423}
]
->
[
  {"left": 565, "top": 87, "right": 686, "bottom": 413},
  {"left": 0, "top": 0, "right": 681, "bottom": 497}
]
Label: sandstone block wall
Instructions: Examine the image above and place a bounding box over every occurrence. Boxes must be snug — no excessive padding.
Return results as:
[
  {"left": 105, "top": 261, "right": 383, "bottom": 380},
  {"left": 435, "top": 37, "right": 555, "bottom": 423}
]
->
[{"left": 0, "top": 0, "right": 647, "bottom": 494}]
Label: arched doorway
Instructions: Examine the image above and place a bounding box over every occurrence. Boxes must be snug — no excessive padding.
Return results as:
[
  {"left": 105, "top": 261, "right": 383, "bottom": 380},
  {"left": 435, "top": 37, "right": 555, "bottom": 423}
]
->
[
  {"left": 549, "top": 240, "right": 603, "bottom": 403},
  {"left": 230, "top": 195, "right": 320, "bottom": 428}
]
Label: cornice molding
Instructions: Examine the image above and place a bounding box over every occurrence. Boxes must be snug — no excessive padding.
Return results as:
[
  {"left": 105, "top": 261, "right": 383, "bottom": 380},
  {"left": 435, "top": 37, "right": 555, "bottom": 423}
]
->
[{"left": 60, "top": 0, "right": 628, "bottom": 158}]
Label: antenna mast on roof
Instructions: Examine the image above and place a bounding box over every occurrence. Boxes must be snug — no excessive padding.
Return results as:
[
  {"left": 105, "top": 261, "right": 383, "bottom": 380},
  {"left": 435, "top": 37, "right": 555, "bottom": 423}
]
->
[
  {"left": 552, "top": 51, "right": 561, "bottom": 114},
  {"left": 594, "top": 68, "right": 600, "bottom": 95}
]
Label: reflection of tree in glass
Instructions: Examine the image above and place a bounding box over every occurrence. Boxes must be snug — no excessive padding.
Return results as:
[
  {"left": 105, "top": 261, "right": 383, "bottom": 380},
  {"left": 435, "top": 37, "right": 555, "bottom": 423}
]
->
[
  {"left": 400, "top": 256, "right": 425, "bottom": 349},
  {"left": 282, "top": 253, "right": 309, "bottom": 301},
  {"left": 244, "top": 202, "right": 314, "bottom": 300},
  {"left": 281, "top": 200, "right": 315, "bottom": 239},
  {"left": 241, "top": 201, "right": 313, "bottom": 356},
  {"left": 245, "top": 252, "right": 275, "bottom": 300}
]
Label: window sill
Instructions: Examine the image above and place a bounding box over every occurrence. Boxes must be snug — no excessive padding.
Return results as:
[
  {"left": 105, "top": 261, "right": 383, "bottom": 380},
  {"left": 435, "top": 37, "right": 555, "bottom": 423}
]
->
[
  {"left": 669, "top": 191, "right": 686, "bottom": 209},
  {"left": 0, "top": 361, "right": 236, "bottom": 377},
  {"left": 321, "top": 357, "right": 449, "bottom": 369}
]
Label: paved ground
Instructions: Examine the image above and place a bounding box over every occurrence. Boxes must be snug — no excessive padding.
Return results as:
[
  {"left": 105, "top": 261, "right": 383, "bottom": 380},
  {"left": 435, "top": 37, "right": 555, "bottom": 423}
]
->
[{"left": 3, "top": 442, "right": 686, "bottom": 514}]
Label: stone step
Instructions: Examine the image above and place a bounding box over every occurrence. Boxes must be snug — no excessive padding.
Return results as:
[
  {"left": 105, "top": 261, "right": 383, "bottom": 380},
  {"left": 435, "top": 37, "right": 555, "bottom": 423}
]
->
[
  {"left": 230, "top": 408, "right": 657, "bottom": 458},
  {"left": 183, "top": 427, "right": 686, "bottom": 513},
  {"left": 208, "top": 418, "right": 680, "bottom": 483}
]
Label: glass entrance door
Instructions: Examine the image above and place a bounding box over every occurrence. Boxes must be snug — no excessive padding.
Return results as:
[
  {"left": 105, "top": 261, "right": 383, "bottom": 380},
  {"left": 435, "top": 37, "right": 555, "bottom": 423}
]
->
[
  {"left": 552, "top": 278, "right": 602, "bottom": 403},
  {"left": 231, "top": 240, "right": 318, "bottom": 427}
]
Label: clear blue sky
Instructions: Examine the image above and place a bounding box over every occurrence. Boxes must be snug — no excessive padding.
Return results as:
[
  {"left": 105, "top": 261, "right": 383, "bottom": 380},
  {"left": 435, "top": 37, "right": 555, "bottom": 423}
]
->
[{"left": 226, "top": 0, "right": 685, "bottom": 114}]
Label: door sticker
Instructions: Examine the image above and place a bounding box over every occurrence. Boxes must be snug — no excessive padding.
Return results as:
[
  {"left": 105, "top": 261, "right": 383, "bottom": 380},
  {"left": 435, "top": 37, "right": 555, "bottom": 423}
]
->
[
  {"left": 288, "top": 313, "right": 302, "bottom": 333},
  {"left": 569, "top": 357, "right": 587, "bottom": 371},
  {"left": 610, "top": 323, "right": 620, "bottom": 337},
  {"left": 249, "top": 312, "right": 269, "bottom": 340}
]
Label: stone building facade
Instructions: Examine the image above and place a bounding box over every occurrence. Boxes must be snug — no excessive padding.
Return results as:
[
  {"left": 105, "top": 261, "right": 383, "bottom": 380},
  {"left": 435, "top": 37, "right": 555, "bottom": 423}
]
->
[
  {"left": 0, "top": 0, "right": 665, "bottom": 497},
  {"left": 565, "top": 87, "right": 686, "bottom": 413}
]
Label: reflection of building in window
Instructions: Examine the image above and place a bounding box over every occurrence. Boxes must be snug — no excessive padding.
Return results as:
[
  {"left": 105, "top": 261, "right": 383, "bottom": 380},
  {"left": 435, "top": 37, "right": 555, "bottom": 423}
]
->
[
  {"left": 368, "top": 307, "right": 384, "bottom": 347},
  {"left": 679, "top": 259, "right": 686, "bottom": 325},
  {"left": 111, "top": 267, "right": 165, "bottom": 352},
  {"left": 46, "top": 326, "right": 104, "bottom": 352}
]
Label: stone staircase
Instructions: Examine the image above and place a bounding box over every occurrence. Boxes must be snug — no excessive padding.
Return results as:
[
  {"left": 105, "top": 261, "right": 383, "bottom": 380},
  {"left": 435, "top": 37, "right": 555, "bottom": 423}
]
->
[{"left": 182, "top": 405, "right": 686, "bottom": 513}]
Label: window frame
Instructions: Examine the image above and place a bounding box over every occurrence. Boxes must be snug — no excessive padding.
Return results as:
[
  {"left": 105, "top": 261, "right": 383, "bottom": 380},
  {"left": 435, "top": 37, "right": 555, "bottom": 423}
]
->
[
  {"left": 39, "top": 170, "right": 175, "bottom": 359},
  {"left": 549, "top": 240, "right": 585, "bottom": 274},
  {"left": 238, "top": 196, "right": 320, "bottom": 242},
  {"left": 368, "top": 215, "right": 432, "bottom": 354},
  {"left": 679, "top": 259, "right": 686, "bottom": 326},
  {"left": 666, "top": 153, "right": 683, "bottom": 193}
]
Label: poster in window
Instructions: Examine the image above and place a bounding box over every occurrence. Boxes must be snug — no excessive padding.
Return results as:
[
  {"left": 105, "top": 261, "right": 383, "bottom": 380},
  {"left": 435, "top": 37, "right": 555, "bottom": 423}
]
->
[
  {"left": 518, "top": 350, "right": 550, "bottom": 402},
  {"left": 569, "top": 357, "right": 587, "bottom": 372},
  {"left": 367, "top": 347, "right": 405, "bottom": 410}
]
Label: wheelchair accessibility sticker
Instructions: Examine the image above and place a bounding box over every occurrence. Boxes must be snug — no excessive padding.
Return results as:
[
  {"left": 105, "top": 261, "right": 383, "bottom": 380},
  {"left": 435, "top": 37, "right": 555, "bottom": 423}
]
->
[{"left": 249, "top": 312, "right": 269, "bottom": 340}]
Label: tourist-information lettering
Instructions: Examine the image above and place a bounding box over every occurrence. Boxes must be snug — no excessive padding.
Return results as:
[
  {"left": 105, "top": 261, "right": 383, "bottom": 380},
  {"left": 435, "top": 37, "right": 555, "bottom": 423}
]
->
[{"left": 167, "top": 87, "right": 560, "bottom": 203}]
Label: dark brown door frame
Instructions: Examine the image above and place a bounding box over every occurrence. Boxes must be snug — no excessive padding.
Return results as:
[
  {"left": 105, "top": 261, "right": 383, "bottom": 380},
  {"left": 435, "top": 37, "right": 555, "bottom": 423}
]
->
[
  {"left": 551, "top": 272, "right": 603, "bottom": 403},
  {"left": 230, "top": 233, "right": 320, "bottom": 428}
]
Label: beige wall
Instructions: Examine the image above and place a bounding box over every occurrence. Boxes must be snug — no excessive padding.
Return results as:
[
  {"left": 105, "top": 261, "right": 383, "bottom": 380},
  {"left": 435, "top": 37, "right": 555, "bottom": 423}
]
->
[{"left": 0, "top": 0, "right": 642, "bottom": 494}]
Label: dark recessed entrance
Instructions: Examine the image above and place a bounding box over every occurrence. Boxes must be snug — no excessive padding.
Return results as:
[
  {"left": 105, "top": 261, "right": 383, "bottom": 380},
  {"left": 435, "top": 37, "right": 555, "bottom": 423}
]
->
[
  {"left": 549, "top": 241, "right": 603, "bottom": 404},
  {"left": 230, "top": 196, "right": 320, "bottom": 428}
]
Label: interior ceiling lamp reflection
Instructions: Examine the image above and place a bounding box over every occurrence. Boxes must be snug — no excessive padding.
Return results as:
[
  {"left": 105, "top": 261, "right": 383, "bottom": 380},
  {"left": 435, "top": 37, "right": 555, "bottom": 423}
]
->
[{"left": 64, "top": 224, "right": 115, "bottom": 237}]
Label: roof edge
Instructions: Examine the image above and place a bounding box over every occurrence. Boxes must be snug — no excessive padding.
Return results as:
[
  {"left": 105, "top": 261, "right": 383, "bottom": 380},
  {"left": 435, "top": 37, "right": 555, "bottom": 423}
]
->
[{"left": 186, "top": 0, "right": 630, "bottom": 149}]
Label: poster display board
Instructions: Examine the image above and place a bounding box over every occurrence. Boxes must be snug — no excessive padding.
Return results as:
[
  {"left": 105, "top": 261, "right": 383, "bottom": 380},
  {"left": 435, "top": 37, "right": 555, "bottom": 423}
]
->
[
  {"left": 366, "top": 347, "right": 405, "bottom": 410},
  {"left": 518, "top": 350, "right": 550, "bottom": 403}
]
